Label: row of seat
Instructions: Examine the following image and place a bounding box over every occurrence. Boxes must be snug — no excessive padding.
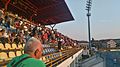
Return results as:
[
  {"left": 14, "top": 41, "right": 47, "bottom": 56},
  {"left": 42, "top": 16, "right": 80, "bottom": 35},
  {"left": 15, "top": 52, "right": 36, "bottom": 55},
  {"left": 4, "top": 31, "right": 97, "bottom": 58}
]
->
[
  {"left": 0, "top": 43, "right": 55, "bottom": 50},
  {"left": 0, "top": 50, "right": 24, "bottom": 59},
  {"left": 0, "top": 48, "right": 58, "bottom": 64},
  {"left": 0, "top": 43, "right": 57, "bottom": 58},
  {"left": 40, "top": 51, "right": 63, "bottom": 63},
  {"left": 43, "top": 48, "right": 58, "bottom": 55},
  {"left": 0, "top": 48, "right": 60, "bottom": 66},
  {"left": 41, "top": 48, "right": 80, "bottom": 65},
  {"left": 0, "top": 43, "right": 58, "bottom": 57},
  {"left": 42, "top": 44, "right": 51, "bottom": 48},
  {"left": 0, "top": 43, "right": 25, "bottom": 49}
]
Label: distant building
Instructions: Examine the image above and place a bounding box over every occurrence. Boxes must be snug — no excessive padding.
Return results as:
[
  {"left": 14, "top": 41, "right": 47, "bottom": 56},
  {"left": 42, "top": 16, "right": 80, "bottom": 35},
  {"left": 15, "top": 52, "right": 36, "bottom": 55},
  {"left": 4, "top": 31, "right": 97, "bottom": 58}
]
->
[
  {"left": 91, "top": 40, "right": 100, "bottom": 48},
  {"left": 107, "top": 40, "right": 116, "bottom": 48},
  {"left": 77, "top": 41, "right": 89, "bottom": 48},
  {"left": 91, "top": 39, "right": 120, "bottom": 49}
]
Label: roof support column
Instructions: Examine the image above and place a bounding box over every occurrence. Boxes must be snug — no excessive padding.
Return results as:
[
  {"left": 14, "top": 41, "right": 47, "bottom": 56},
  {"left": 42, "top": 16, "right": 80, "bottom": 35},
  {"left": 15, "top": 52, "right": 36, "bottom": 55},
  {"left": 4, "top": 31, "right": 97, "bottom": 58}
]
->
[{"left": 50, "top": 24, "right": 56, "bottom": 31}]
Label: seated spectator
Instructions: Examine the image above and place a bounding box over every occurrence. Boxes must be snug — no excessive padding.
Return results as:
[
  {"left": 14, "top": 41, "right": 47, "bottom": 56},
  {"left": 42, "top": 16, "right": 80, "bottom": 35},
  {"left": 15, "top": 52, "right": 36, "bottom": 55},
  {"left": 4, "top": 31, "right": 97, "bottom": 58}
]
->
[
  {"left": 7, "top": 37, "right": 46, "bottom": 67},
  {"left": 0, "top": 8, "right": 4, "bottom": 18},
  {"left": 0, "top": 29, "right": 7, "bottom": 48},
  {"left": 7, "top": 30, "right": 11, "bottom": 43},
  {"left": 9, "top": 32, "right": 16, "bottom": 45},
  {"left": 14, "top": 34, "right": 20, "bottom": 47},
  {"left": 4, "top": 21, "right": 11, "bottom": 32},
  {"left": 19, "top": 31, "right": 24, "bottom": 46},
  {"left": 51, "top": 38, "right": 56, "bottom": 44},
  {"left": 0, "top": 17, "right": 3, "bottom": 25}
]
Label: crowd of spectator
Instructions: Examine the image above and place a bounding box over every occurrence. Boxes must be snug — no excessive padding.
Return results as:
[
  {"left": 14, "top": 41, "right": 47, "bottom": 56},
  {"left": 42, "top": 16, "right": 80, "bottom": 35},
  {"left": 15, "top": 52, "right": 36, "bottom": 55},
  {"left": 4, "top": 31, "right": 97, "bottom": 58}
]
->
[{"left": 0, "top": 8, "right": 77, "bottom": 49}]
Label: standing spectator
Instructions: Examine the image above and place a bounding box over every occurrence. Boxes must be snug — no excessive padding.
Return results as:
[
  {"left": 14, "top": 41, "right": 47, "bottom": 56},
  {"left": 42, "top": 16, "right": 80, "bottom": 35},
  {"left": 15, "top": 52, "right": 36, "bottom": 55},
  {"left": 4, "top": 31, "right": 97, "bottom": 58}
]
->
[
  {"left": 14, "top": 18, "right": 20, "bottom": 33},
  {"left": 41, "top": 29, "right": 48, "bottom": 44},
  {"left": 42, "top": 32, "right": 48, "bottom": 44},
  {"left": 51, "top": 30, "right": 55, "bottom": 40},
  {"left": 82, "top": 47, "right": 90, "bottom": 59},
  {"left": 46, "top": 30, "right": 51, "bottom": 43}
]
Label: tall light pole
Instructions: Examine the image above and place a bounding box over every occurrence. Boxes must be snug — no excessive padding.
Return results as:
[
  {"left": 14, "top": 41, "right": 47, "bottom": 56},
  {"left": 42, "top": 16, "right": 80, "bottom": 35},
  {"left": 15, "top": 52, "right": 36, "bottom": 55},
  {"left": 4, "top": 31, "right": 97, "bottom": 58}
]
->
[{"left": 86, "top": 0, "right": 92, "bottom": 50}]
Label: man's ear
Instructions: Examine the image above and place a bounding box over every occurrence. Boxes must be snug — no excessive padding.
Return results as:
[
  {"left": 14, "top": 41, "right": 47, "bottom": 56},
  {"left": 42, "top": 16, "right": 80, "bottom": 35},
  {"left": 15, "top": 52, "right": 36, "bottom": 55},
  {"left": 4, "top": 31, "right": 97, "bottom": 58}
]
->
[{"left": 34, "top": 49, "right": 39, "bottom": 56}]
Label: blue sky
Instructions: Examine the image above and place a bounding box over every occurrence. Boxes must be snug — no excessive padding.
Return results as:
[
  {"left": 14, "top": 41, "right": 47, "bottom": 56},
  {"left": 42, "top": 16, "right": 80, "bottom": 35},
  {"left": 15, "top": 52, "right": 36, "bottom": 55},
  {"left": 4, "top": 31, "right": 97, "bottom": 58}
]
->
[{"left": 54, "top": 0, "right": 120, "bottom": 41}]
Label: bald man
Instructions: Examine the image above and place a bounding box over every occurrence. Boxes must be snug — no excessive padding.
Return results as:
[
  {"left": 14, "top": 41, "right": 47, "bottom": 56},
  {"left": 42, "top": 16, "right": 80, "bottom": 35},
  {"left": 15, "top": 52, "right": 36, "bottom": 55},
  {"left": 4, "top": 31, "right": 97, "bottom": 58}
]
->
[{"left": 7, "top": 37, "right": 46, "bottom": 67}]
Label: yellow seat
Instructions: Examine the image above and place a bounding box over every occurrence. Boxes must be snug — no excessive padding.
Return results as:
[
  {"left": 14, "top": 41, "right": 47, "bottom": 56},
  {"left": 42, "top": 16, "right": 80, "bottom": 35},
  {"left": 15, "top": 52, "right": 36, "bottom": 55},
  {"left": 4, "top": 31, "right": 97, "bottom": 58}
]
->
[
  {"left": 5, "top": 43, "right": 12, "bottom": 49},
  {"left": 0, "top": 52, "right": 8, "bottom": 59},
  {"left": 0, "top": 44, "right": 6, "bottom": 50},
  {"left": 18, "top": 44, "right": 23, "bottom": 49},
  {"left": 0, "top": 44, "right": 4, "bottom": 49},
  {"left": 22, "top": 50, "right": 24, "bottom": 54},
  {"left": 16, "top": 51, "right": 22, "bottom": 56},
  {"left": 0, "top": 43, "right": 3, "bottom": 46},
  {"left": 9, "top": 52, "right": 16, "bottom": 58},
  {"left": 39, "top": 58, "right": 42, "bottom": 61},
  {"left": 12, "top": 43, "right": 17, "bottom": 49},
  {"left": 23, "top": 44, "right": 25, "bottom": 47},
  {"left": 0, "top": 65, "right": 7, "bottom": 67},
  {"left": 45, "top": 56, "right": 50, "bottom": 62},
  {"left": 42, "top": 57, "right": 46, "bottom": 62}
]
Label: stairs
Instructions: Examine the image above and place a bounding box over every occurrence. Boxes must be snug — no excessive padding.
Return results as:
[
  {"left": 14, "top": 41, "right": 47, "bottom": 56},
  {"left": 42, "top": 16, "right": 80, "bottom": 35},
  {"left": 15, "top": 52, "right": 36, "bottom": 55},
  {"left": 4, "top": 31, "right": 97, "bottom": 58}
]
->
[{"left": 78, "top": 54, "right": 104, "bottom": 67}]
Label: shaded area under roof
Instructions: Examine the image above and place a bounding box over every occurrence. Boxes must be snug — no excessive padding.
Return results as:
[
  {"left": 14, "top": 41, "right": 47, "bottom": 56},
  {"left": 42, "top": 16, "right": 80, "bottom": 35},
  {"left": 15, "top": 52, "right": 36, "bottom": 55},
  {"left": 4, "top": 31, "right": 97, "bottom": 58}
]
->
[{"left": 0, "top": 0, "right": 74, "bottom": 25}]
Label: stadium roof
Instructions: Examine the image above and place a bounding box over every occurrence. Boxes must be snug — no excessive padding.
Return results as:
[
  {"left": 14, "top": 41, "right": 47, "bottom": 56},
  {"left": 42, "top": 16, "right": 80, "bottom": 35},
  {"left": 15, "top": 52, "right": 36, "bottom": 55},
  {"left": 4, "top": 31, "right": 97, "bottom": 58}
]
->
[{"left": 0, "top": 0, "right": 74, "bottom": 25}]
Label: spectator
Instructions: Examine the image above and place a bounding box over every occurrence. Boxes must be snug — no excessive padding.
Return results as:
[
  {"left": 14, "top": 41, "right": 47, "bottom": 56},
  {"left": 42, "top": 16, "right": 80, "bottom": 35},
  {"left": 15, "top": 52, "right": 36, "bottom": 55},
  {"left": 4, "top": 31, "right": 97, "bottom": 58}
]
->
[
  {"left": 0, "top": 8, "right": 77, "bottom": 51},
  {"left": 82, "top": 47, "right": 90, "bottom": 59},
  {"left": 47, "top": 30, "right": 51, "bottom": 43},
  {"left": 7, "top": 37, "right": 46, "bottom": 67},
  {"left": 14, "top": 34, "right": 20, "bottom": 47},
  {"left": 0, "top": 17, "right": 3, "bottom": 25},
  {"left": 0, "top": 8, "right": 4, "bottom": 18},
  {"left": 9, "top": 32, "right": 16, "bottom": 45},
  {"left": 14, "top": 19, "right": 20, "bottom": 33},
  {"left": 19, "top": 31, "right": 24, "bottom": 46},
  {"left": 0, "top": 29, "right": 8, "bottom": 48},
  {"left": 42, "top": 30, "right": 48, "bottom": 44},
  {"left": 7, "top": 30, "right": 11, "bottom": 43},
  {"left": 51, "top": 37, "right": 56, "bottom": 44}
]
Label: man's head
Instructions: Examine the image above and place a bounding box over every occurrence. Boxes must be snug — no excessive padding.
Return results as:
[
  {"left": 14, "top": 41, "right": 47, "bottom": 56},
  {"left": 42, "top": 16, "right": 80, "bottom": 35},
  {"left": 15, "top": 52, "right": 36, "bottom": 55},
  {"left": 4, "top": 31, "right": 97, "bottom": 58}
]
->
[{"left": 24, "top": 37, "right": 43, "bottom": 59}]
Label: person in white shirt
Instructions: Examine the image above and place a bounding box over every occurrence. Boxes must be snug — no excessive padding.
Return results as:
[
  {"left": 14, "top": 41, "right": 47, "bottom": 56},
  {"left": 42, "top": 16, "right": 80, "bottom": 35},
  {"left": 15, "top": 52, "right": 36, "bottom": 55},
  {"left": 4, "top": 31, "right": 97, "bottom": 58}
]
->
[{"left": 82, "top": 47, "right": 90, "bottom": 59}]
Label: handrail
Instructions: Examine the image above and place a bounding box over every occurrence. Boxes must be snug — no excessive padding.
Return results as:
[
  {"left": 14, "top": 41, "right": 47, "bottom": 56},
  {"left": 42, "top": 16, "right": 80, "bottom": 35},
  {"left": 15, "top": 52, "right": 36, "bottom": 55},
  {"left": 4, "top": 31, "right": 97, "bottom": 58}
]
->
[{"left": 99, "top": 47, "right": 120, "bottom": 51}]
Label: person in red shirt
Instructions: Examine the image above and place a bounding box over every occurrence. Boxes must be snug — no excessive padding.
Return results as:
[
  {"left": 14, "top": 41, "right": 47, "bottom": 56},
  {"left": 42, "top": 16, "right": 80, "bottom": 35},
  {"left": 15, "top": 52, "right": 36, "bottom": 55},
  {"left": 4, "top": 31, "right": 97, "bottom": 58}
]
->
[
  {"left": 15, "top": 21, "right": 20, "bottom": 29},
  {"left": 14, "top": 19, "right": 20, "bottom": 33},
  {"left": 42, "top": 32, "right": 48, "bottom": 44}
]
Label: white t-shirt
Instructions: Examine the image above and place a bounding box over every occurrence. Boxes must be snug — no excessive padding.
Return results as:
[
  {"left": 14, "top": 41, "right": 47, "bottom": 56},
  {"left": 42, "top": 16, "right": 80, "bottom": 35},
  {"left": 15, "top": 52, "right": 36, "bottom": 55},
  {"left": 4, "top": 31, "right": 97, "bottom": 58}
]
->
[{"left": 82, "top": 49, "right": 89, "bottom": 55}]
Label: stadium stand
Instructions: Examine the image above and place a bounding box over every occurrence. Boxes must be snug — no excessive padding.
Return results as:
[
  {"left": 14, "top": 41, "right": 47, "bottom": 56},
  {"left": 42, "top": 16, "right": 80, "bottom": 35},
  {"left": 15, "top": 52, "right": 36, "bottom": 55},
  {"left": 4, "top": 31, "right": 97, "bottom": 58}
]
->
[{"left": 0, "top": 8, "right": 80, "bottom": 67}]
